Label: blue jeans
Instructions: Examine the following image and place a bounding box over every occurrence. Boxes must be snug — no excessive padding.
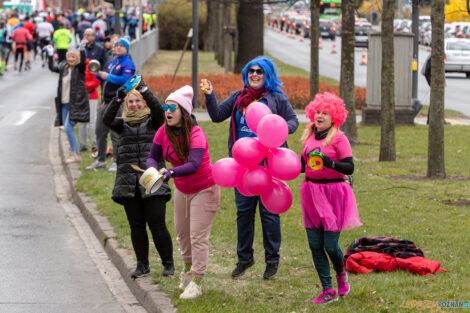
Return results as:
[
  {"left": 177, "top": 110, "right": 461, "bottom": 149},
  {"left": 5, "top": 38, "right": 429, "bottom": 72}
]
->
[
  {"left": 306, "top": 227, "right": 344, "bottom": 289},
  {"left": 62, "top": 103, "right": 79, "bottom": 153},
  {"left": 234, "top": 188, "right": 281, "bottom": 264}
]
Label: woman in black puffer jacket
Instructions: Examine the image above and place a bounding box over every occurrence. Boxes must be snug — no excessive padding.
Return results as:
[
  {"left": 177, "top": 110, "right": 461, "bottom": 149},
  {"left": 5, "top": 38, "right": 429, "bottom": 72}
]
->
[{"left": 103, "top": 77, "right": 174, "bottom": 279}]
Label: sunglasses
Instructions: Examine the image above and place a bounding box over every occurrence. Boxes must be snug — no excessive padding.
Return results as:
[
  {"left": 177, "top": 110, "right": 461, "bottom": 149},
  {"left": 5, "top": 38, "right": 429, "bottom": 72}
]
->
[
  {"left": 163, "top": 103, "right": 178, "bottom": 112},
  {"left": 248, "top": 68, "right": 264, "bottom": 75}
]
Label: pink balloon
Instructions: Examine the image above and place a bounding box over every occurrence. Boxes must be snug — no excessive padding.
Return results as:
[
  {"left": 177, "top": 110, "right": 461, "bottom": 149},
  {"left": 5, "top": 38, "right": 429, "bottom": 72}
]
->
[
  {"left": 267, "top": 148, "right": 301, "bottom": 181},
  {"left": 212, "top": 158, "right": 244, "bottom": 188},
  {"left": 261, "top": 179, "right": 293, "bottom": 214},
  {"left": 246, "top": 102, "right": 272, "bottom": 134},
  {"left": 257, "top": 114, "right": 288, "bottom": 148},
  {"left": 243, "top": 166, "right": 272, "bottom": 195},
  {"left": 232, "top": 137, "right": 268, "bottom": 168},
  {"left": 237, "top": 181, "right": 255, "bottom": 197}
]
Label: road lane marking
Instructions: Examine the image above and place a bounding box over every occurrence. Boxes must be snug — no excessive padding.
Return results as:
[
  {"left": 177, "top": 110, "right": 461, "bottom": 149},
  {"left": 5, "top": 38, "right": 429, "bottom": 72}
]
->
[{"left": 13, "top": 111, "right": 36, "bottom": 126}]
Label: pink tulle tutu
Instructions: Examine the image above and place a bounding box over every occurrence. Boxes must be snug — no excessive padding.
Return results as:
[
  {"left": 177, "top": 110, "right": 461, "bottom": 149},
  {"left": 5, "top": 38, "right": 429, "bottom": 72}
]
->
[{"left": 300, "top": 180, "right": 362, "bottom": 231}]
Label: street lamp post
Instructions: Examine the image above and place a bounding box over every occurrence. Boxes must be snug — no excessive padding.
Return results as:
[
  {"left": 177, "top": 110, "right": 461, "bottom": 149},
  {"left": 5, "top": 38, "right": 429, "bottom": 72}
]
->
[{"left": 192, "top": 0, "right": 198, "bottom": 108}]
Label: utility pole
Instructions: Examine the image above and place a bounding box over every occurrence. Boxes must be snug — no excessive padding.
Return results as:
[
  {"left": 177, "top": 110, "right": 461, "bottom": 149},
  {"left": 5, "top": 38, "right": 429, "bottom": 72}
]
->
[
  {"left": 114, "top": 0, "right": 122, "bottom": 35},
  {"left": 192, "top": 0, "right": 198, "bottom": 108},
  {"left": 411, "top": 0, "right": 419, "bottom": 101}
]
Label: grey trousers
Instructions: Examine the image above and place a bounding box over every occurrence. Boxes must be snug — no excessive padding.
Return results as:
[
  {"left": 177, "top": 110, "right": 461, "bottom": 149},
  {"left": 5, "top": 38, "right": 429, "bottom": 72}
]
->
[
  {"left": 95, "top": 104, "right": 120, "bottom": 163},
  {"left": 78, "top": 98, "right": 98, "bottom": 149}
]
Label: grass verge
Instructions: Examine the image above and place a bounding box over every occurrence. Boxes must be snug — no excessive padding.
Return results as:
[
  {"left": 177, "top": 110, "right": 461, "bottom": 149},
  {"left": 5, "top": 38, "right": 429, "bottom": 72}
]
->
[{"left": 76, "top": 123, "right": 470, "bottom": 313}]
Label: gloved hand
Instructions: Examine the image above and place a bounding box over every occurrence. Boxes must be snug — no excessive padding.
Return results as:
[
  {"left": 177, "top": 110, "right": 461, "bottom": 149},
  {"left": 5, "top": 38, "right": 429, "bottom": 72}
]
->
[
  {"left": 116, "top": 85, "right": 127, "bottom": 100},
  {"left": 79, "top": 39, "right": 88, "bottom": 49},
  {"left": 321, "top": 154, "right": 334, "bottom": 168},
  {"left": 137, "top": 76, "right": 148, "bottom": 93},
  {"left": 45, "top": 45, "right": 54, "bottom": 57}
]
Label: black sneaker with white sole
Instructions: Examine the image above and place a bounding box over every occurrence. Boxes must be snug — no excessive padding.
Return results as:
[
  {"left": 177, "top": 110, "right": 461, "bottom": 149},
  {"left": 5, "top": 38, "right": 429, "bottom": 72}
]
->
[{"left": 131, "top": 262, "right": 150, "bottom": 279}]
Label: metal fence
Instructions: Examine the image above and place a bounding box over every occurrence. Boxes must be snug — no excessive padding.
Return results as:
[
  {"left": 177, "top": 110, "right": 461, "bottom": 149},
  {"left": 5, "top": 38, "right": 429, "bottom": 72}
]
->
[{"left": 129, "top": 28, "right": 159, "bottom": 73}]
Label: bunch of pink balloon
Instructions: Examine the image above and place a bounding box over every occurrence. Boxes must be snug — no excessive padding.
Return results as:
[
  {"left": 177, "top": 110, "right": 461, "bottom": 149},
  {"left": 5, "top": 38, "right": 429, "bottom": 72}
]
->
[{"left": 212, "top": 102, "right": 301, "bottom": 214}]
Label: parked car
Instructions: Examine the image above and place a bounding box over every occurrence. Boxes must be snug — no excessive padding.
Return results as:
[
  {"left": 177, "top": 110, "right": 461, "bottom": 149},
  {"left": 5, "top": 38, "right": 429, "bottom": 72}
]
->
[
  {"left": 298, "top": 17, "right": 311, "bottom": 38},
  {"left": 397, "top": 19, "right": 412, "bottom": 32},
  {"left": 319, "top": 19, "right": 336, "bottom": 40},
  {"left": 330, "top": 17, "right": 341, "bottom": 36},
  {"left": 393, "top": 19, "right": 403, "bottom": 32},
  {"left": 445, "top": 23, "right": 453, "bottom": 38},
  {"left": 444, "top": 38, "right": 470, "bottom": 78},
  {"left": 355, "top": 22, "right": 372, "bottom": 48},
  {"left": 419, "top": 16, "right": 431, "bottom": 28}
]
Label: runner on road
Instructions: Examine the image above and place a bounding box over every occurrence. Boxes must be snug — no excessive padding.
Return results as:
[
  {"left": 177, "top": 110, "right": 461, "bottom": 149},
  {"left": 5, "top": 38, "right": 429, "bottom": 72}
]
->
[
  {"left": 11, "top": 22, "right": 33, "bottom": 72},
  {"left": 36, "top": 17, "right": 54, "bottom": 67},
  {"left": 52, "top": 22, "right": 72, "bottom": 63}
]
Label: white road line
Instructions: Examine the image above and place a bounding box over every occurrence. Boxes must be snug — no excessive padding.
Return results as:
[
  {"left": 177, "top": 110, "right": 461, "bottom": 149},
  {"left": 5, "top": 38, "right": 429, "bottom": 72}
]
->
[{"left": 13, "top": 111, "right": 36, "bottom": 126}]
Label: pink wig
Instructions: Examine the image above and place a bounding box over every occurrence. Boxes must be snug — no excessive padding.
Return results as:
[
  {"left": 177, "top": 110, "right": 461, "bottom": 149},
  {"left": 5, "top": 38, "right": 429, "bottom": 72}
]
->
[{"left": 305, "top": 92, "right": 348, "bottom": 127}]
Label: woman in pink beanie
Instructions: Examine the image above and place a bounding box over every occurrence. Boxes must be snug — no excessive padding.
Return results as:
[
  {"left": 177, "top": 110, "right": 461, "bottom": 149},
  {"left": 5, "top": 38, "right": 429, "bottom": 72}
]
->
[
  {"left": 147, "top": 85, "right": 220, "bottom": 300},
  {"left": 300, "top": 92, "right": 361, "bottom": 304}
]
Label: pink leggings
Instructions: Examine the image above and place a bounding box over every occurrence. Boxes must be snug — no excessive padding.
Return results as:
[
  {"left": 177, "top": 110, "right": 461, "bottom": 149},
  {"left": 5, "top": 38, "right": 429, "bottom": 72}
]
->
[{"left": 174, "top": 185, "right": 220, "bottom": 278}]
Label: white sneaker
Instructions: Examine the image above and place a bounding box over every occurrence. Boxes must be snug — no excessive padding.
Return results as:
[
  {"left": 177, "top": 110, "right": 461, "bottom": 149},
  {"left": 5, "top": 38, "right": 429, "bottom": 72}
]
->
[
  {"left": 108, "top": 162, "right": 117, "bottom": 172},
  {"left": 179, "top": 271, "right": 191, "bottom": 290},
  {"left": 86, "top": 160, "right": 107, "bottom": 170},
  {"left": 179, "top": 281, "right": 202, "bottom": 299}
]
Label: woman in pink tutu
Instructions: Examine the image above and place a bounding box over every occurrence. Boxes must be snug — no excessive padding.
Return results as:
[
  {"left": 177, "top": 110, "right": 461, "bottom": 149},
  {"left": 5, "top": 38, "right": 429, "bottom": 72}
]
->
[{"left": 300, "top": 92, "right": 362, "bottom": 304}]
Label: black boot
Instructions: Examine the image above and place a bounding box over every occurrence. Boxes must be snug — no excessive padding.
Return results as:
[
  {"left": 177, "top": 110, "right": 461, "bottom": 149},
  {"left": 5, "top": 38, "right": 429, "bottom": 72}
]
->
[{"left": 162, "top": 262, "right": 175, "bottom": 276}]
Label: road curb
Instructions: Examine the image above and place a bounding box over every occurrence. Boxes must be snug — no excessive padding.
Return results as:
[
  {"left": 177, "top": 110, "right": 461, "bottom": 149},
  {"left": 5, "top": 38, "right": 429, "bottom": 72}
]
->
[{"left": 56, "top": 129, "right": 176, "bottom": 313}]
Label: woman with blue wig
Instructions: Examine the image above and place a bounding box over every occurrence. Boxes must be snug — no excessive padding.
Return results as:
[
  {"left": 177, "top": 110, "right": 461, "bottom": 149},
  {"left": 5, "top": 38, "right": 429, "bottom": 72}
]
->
[{"left": 201, "top": 56, "right": 299, "bottom": 280}]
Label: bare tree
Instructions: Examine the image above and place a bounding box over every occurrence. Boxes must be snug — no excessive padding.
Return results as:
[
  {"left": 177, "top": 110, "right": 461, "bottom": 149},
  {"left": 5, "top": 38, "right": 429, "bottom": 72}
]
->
[
  {"left": 310, "top": 0, "right": 320, "bottom": 98},
  {"left": 427, "top": 0, "right": 446, "bottom": 178},
  {"left": 339, "top": 0, "right": 358, "bottom": 144},
  {"left": 379, "top": 0, "right": 396, "bottom": 161},
  {"left": 203, "top": 0, "right": 218, "bottom": 51},
  {"left": 234, "top": 0, "right": 264, "bottom": 72}
]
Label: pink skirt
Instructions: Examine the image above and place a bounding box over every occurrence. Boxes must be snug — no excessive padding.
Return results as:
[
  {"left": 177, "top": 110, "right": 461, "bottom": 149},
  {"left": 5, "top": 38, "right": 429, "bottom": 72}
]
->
[{"left": 300, "top": 180, "right": 362, "bottom": 232}]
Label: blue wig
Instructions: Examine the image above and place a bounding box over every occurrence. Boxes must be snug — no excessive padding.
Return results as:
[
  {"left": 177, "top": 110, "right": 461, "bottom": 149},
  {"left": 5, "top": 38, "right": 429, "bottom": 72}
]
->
[{"left": 242, "top": 56, "right": 284, "bottom": 94}]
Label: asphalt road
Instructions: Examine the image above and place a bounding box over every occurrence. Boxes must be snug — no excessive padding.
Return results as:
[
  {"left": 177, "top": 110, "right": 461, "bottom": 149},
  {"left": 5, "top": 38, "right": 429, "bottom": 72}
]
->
[
  {"left": 0, "top": 62, "right": 128, "bottom": 313},
  {"left": 264, "top": 28, "right": 470, "bottom": 117}
]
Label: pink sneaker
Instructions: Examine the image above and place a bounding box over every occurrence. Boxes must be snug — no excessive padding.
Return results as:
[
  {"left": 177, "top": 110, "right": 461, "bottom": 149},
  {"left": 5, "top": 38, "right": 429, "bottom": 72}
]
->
[
  {"left": 336, "top": 271, "right": 350, "bottom": 296},
  {"left": 312, "top": 288, "right": 338, "bottom": 304}
]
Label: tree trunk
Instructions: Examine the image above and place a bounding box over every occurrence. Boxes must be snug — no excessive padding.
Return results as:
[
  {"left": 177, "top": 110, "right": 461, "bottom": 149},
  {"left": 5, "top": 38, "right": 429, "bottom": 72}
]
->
[
  {"left": 339, "top": 0, "right": 359, "bottom": 144},
  {"left": 234, "top": 0, "right": 263, "bottom": 73},
  {"left": 427, "top": 0, "right": 446, "bottom": 178},
  {"left": 214, "top": 0, "right": 222, "bottom": 63},
  {"left": 379, "top": 0, "right": 396, "bottom": 162},
  {"left": 222, "top": 1, "right": 233, "bottom": 72},
  {"left": 217, "top": 1, "right": 225, "bottom": 66},
  {"left": 310, "top": 0, "right": 320, "bottom": 98},
  {"left": 203, "top": 0, "right": 218, "bottom": 51}
]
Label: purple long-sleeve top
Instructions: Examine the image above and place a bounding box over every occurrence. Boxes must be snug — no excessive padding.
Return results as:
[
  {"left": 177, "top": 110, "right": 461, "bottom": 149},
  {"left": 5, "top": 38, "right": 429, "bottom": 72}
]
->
[{"left": 147, "top": 143, "right": 205, "bottom": 177}]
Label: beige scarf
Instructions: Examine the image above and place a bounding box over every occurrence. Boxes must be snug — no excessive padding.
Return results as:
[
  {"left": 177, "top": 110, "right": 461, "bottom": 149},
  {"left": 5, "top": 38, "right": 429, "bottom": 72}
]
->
[{"left": 123, "top": 107, "right": 151, "bottom": 126}]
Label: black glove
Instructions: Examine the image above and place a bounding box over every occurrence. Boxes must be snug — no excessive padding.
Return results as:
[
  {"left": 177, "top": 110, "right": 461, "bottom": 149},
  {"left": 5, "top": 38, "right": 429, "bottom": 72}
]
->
[
  {"left": 322, "top": 155, "right": 334, "bottom": 168},
  {"left": 116, "top": 85, "right": 127, "bottom": 100},
  {"left": 137, "top": 76, "right": 148, "bottom": 93}
]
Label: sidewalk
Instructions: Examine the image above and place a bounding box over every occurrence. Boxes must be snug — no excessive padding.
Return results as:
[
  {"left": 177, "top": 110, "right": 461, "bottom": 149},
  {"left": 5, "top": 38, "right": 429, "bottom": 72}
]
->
[{"left": 193, "top": 111, "right": 470, "bottom": 125}]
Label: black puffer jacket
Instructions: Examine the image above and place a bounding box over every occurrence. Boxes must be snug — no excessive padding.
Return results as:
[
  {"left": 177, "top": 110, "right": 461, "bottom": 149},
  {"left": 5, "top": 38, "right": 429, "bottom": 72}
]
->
[
  {"left": 49, "top": 49, "right": 90, "bottom": 126},
  {"left": 103, "top": 88, "right": 171, "bottom": 204}
]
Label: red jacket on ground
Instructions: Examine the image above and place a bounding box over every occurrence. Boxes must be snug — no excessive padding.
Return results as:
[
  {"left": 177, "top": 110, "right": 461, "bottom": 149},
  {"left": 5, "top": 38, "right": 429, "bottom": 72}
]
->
[
  {"left": 345, "top": 251, "right": 447, "bottom": 276},
  {"left": 85, "top": 59, "right": 101, "bottom": 100}
]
